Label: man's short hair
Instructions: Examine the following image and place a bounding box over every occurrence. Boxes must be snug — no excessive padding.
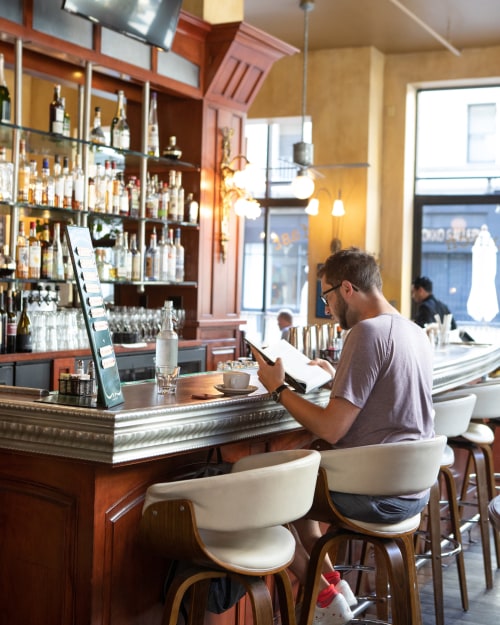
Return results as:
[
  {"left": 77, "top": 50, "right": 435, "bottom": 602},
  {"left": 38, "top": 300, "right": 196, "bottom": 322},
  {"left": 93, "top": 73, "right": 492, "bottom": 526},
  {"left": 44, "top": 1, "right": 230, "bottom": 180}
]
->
[
  {"left": 412, "top": 276, "right": 433, "bottom": 292},
  {"left": 277, "top": 309, "right": 293, "bottom": 324}
]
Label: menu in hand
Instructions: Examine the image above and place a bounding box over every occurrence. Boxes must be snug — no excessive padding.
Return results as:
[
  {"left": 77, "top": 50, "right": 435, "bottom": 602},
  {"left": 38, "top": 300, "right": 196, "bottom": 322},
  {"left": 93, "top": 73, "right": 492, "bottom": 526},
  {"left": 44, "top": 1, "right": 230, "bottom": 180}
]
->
[{"left": 246, "top": 338, "right": 332, "bottom": 394}]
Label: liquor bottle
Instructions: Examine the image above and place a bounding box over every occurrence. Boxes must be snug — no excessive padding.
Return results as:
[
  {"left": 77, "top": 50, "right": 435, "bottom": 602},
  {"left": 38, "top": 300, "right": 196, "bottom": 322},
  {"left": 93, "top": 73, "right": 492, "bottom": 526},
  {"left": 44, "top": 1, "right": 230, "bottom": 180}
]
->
[
  {"left": 147, "top": 91, "right": 159, "bottom": 157},
  {"left": 129, "top": 232, "right": 141, "bottom": 281},
  {"left": 16, "top": 296, "right": 32, "bottom": 353},
  {"left": 41, "top": 157, "right": 55, "bottom": 206},
  {"left": 0, "top": 53, "right": 11, "bottom": 122},
  {"left": 158, "top": 227, "right": 168, "bottom": 281},
  {"left": 28, "top": 220, "right": 41, "bottom": 279},
  {"left": 123, "top": 231, "right": 132, "bottom": 280},
  {"left": 61, "top": 234, "right": 74, "bottom": 280},
  {"left": 28, "top": 159, "right": 42, "bottom": 205},
  {"left": 0, "top": 145, "right": 13, "bottom": 201},
  {"left": 174, "top": 228, "right": 185, "bottom": 282},
  {"left": 111, "top": 90, "right": 130, "bottom": 150},
  {"left": 144, "top": 228, "right": 159, "bottom": 281},
  {"left": 175, "top": 171, "right": 184, "bottom": 222},
  {"left": 72, "top": 154, "right": 84, "bottom": 210},
  {"left": 90, "top": 106, "right": 106, "bottom": 144},
  {"left": 186, "top": 193, "right": 199, "bottom": 224},
  {"left": 62, "top": 156, "right": 73, "bottom": 209},
  {"left": 61, "top": 97, "right": 71, "bottom": 137},
  {"left": 53, "top": 155, "right": 64, "bottom": 208},
  {"left": 163, "top": 135, "right": 182, "bottom": 160},
  {"left": 128, "top": 176, "right": 140, "bottom": 218},
  {"left": 17, "top": 139, "right": 30, "bottom": 202},
  {"left": 49, "top": 84, "right": 65, "bottom": 135},
  {"left": 145, "top": 173, "right": 159, "bottom": 218},
  {"left": 15, "top": 221, "right": 29, "bottom": 279},
  {"left": 0, "top": 244, "right": 15, "bottom": 279},
  {"left": 40, "top": 223, "right": 54, "bottom": 280},
  {"left": 167, "top": 227, "right": 176, "bottom": 282},
  {"left": 114, "top": 231, "right": 127, "bottom": 282},
  {"left": 5, "top": 290, "right": 17, "bottom": 354},
  {"left": 0, "top": 287, "right": 7, "bottom": 354},
  {"left": 52, "top": 222, "right": 65, "bottom": 281},
  {"left": 159, "top": 181, "right": 169, "bottom": 219},
  {"left": 155, "top": 300, "right": 178, "bottom": 369},
  {"left": 167, "top": 169, "right": 178, "bottom": 221}
]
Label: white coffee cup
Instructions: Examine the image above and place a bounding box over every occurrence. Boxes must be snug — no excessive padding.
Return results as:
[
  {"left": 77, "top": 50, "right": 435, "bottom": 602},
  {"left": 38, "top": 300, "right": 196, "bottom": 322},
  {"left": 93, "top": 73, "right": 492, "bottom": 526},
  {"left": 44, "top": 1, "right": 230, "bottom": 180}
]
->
[{"left": 223, "top": 370, "right": 251, "bottom": 389}]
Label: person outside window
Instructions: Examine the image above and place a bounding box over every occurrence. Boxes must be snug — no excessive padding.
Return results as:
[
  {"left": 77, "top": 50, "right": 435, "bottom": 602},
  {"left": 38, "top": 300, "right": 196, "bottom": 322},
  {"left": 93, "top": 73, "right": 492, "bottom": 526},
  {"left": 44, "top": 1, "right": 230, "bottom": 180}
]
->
[
  {"left": 411, "top": 275, "right": 457, "bottom": 329},
  {"left": 277, "top": 309, "right": 294, "bottom": 339},
  {"left": 251, "top": 248, "right": 435, "bottom": 625}
]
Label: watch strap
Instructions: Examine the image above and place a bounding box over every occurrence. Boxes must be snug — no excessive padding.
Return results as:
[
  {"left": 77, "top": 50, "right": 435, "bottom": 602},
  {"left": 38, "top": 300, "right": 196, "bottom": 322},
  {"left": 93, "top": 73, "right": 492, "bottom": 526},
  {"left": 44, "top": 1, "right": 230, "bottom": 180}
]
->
[{"left": 271, "top": 383, "right": 288, "bottom": 402}]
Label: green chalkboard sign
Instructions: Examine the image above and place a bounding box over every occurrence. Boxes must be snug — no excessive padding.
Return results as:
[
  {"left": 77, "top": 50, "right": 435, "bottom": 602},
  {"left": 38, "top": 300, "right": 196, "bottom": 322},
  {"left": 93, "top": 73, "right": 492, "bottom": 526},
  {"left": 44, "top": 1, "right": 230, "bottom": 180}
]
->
[{"left": 65, "top": 225, "right": 124, "bottom": 408}]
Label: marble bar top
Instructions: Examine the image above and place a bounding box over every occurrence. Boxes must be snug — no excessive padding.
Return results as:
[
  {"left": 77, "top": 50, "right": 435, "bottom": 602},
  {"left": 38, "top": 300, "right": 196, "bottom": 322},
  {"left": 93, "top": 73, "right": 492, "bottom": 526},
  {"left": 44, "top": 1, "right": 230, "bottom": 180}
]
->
[{"left": 0, "top": 342, "right": 498, "bottom": 465}]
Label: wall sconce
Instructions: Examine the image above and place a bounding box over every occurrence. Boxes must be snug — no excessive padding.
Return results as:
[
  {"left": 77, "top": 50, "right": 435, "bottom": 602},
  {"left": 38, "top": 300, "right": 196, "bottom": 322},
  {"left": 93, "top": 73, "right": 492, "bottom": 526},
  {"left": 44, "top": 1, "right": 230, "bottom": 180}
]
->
[
  {"left": 306, "top": 188, "right": 346, "bottom": 217},
  {"left": 332, "top": 189, "right": 345, "bottom": 217},
  {"left": 291, "top": 167, "right": 315, "bottom": 199},
  {"left": 220, "top": 127, "right": 261, "bottom": 262}
]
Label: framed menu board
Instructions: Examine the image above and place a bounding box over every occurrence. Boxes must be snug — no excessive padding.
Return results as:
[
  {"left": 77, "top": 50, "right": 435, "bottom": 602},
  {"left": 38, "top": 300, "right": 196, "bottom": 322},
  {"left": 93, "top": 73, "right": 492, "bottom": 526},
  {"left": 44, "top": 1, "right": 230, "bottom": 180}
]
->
[{"left": 64, "top": 225, "right": 124, "bottom": 408}]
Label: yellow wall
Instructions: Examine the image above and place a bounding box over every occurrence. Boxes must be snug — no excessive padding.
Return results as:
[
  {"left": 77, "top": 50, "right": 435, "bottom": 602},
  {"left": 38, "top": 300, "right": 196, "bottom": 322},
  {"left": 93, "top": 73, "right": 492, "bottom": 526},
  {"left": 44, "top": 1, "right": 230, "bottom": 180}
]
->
[{"left": 249, "top": 42, "right": 500, "bottom": 322}]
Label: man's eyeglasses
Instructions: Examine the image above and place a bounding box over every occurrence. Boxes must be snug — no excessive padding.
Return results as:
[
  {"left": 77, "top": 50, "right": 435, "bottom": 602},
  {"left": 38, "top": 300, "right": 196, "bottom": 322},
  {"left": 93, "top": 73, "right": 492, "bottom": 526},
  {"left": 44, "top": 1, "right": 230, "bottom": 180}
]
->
[{"left": 320, "top": 282, "right": 359, "bottom": 305}]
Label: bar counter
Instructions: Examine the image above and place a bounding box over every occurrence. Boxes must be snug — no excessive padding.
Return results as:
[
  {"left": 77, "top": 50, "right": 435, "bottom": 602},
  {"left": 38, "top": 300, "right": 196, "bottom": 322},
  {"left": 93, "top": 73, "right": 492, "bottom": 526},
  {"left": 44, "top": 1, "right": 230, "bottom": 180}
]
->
[{"left": 0, "top": 342, "right": 499, "bottom": 625}]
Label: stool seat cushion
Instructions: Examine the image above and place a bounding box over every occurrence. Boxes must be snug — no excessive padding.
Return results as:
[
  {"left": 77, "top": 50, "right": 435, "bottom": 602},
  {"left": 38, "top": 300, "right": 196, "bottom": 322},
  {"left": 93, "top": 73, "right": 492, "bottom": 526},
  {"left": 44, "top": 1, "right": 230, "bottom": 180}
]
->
[
  {"left": 341, "top": 512, "right": 422, "bottom": 536},
  {"left": 199, "top": 525, "right": 296, "bottom": 574},
  {"left": 458, "top": 422, "right": 495, "bottom": 445},
  {"left": 441, "top": 444, "right": 455, "bottom": 468}
]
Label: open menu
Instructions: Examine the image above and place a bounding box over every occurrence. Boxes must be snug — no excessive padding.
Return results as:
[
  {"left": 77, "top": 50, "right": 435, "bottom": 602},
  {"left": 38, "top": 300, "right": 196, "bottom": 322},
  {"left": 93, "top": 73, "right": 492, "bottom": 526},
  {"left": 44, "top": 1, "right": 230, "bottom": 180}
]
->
[{"left": 246, "top": 338, "right": 332, "bottom": 394}]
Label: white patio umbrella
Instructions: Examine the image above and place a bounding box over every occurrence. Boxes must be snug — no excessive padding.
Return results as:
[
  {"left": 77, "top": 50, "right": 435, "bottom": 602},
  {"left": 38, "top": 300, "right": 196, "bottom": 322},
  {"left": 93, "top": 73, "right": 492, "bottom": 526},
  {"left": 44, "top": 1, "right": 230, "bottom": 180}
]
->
[{"left": 467, "top": 224, "right": 499, "bottom": 322}]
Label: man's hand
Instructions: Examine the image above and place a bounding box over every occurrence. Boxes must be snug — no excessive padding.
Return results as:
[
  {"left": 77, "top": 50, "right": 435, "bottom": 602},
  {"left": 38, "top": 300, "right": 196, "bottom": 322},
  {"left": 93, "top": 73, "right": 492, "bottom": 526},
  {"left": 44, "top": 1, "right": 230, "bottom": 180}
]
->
[{"left": 251, "top": 348, "right": 285, "bottom": 393}]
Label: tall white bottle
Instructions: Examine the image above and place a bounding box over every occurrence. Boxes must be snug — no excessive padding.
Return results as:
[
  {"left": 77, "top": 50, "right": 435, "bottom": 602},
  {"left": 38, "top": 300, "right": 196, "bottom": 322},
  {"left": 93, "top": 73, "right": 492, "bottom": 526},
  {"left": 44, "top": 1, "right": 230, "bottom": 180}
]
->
[{"left": 155, "top": 300, "right": 178, "bottom": 368}]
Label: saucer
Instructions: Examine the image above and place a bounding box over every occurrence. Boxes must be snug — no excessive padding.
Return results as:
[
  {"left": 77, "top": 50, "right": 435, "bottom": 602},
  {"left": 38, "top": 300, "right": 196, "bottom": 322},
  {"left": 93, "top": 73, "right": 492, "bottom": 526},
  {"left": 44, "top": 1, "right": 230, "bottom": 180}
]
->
[{"left": 214, "top": 384, "right": 258, "bottom": 396}]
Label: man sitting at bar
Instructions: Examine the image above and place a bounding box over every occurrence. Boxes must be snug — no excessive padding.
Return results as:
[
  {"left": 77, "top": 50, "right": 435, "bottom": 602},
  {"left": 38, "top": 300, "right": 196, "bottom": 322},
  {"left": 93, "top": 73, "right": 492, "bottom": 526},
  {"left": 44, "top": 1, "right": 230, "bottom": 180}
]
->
[
  {"left": 252, "top": 247, "right": 434, "bottom": 625},
  {"left": 411, "top": 275, "right": 457, "bottom": 329},
  {"left": 277, "top": 309, "right": 294, "bottom": 339}
]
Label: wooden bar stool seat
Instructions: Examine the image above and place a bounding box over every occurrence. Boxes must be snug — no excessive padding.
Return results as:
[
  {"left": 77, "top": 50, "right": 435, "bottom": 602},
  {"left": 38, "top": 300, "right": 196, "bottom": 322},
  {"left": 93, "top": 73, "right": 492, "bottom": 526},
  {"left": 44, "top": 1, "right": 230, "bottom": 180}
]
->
[
  {"left": 299, "top": 436, "right": 446, "bottom": 625},
  {"left": 140, "top": 448, "right": 321, "bottom": 625}
]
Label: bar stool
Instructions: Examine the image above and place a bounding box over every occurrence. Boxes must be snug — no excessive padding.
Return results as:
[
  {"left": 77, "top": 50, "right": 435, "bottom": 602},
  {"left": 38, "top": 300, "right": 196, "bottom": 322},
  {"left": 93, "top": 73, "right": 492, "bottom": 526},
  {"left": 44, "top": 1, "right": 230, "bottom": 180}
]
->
[
  {"left": 140, "top": 448, "right": 321, "bottom": 625},
  {"left": 425, "top": 393, "right": 476, "bottom": 625},
  {"left": 299, "top": 436, "right": 446, "bottom": 625},
  {"left": 436, "top": 382, "right": 500, "bottom": 589}
]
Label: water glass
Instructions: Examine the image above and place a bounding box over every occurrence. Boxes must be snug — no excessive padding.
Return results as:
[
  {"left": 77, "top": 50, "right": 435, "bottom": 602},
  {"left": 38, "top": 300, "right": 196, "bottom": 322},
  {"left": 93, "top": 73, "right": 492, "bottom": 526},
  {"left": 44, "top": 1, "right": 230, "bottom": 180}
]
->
[{"left": 156, "top": 365, "right": 180, "bottom": 395}]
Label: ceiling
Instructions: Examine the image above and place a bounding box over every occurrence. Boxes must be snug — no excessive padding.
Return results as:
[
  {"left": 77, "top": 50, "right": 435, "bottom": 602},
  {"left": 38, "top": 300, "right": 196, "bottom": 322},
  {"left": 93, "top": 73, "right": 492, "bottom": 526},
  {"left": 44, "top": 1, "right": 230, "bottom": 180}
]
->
[{"left": 243, "top": 0, "right": 500, "bottom": 56}]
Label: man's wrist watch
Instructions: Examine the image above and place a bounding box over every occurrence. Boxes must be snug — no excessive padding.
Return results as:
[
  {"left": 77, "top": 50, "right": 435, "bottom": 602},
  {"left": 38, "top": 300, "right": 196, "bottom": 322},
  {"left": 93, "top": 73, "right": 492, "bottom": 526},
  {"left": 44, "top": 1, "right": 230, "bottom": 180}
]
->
[{"left": 271, "top": 383, "right": 288, "bottom": 402}]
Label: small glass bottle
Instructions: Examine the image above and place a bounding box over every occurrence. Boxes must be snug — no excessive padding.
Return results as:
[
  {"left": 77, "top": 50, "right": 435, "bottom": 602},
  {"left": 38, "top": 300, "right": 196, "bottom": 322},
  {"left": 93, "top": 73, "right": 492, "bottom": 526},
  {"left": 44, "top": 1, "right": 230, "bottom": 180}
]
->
[
  {"left": 40, "top": 223, "right": 54, "bottom": 280},
  {"left": 144, "top": 228, "right": 159, "bottom": 281},
  {"left": 130, "top": 233, "right": 141, "bottom": 282},
  {"left": 72, "top": 154, "right": 85, "bottom": 210},
  {"left": 49, "top": 84, "right": 64, "bottom": 135},
  {"left": 41, "top": 157, "right": 55, "bottom": 206},
  {"left": 0, "top": 145, "right": 13, "bottom": 201},
  {"left": 174, "top": 228, "right": 185, "bottom": 282},
  {"left": 53, "top": 155, "right": 64, "bottom": 208},
  {"left": 17, "top": 139, "right": 30, "bottom": 202},
  {"left": 61, "top": 96, "right": 71, "bottom": 137},
  {"left": 5, "top": 290, "right": 17, "bottom": 354},
  {"left": 155, "top": 300, "right": 178, "bottom": 369},
  {"left": 0, "top": 52, "right": 11, "bottom": 122},
  {"left": 163, "top": 135, "right": 182, "bottom": 160},
  {"left": 16, "top": 296, "right": 32, "bottom": 353},
  {"left": 15, "top": 221, "right": 29, "bottom": 279},
  {"left": 147, "top": 91, "right": 159, "bottom": 157},
  {"left": 90, "top": 106, "right": 106, "bottom": 144},
  {"left": 52, "top": 222, "right": 65, "bottom": 281},
  {"left": 111, "top": 90, "right": 130, "bottom": 150},
  {"left": 186, "top": 192, "right": 199, "bottom": 224},
  {"left": 28, "top": 220, "right": 41, "bottom": 279}
]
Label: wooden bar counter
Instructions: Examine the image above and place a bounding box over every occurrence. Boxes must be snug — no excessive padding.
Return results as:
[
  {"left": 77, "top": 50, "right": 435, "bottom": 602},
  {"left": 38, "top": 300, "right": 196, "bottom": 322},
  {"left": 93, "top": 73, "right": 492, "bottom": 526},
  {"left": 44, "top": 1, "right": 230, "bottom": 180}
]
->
[{"left": 0, "top": 342, "right": 499, "bottom": 625}]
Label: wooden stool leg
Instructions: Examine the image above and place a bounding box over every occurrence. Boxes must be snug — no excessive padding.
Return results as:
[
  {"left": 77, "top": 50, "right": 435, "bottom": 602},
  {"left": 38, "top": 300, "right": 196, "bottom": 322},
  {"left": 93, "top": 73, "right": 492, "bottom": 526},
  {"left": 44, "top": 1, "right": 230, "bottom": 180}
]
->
[
  {"left": 469, "top": 447, "right": 494, "bottom": 589},
  {"left": 478, "top": 441, "right": 500, "bottom": 568},
  {"left": 274, "top": 569, "right": 297, "bottom": 625},
  {"left": 238, "top": 576, "right": 275, "bottom": 625},
  {"left": 162, "top": 569, "right": 222, "bottom": 625},
  {"left": 427, "top": 480, "right": 445, "bottom": 625}
]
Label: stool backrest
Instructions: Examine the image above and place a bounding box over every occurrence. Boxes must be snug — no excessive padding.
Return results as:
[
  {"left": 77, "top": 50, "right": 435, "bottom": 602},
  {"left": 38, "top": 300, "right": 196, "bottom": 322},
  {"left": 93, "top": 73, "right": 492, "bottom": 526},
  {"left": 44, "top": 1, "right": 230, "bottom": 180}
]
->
[
  {"left": 432, "top": 393, "right": 476, "bottom": 437},
  {"left": 319, "top": 435, "right": 446, "bottom": 496},
  {"left": 437, "top": 381, "right": 500, "bottom": 419},
  {"left": 143, "top": 448, "right": 320, "bottom": 532}
]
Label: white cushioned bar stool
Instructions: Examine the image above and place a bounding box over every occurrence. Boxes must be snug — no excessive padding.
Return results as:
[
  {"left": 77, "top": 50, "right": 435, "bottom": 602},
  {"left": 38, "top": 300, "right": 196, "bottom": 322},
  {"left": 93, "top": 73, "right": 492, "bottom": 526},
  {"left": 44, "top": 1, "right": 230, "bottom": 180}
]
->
[
  {"left": 140, "top": 448, "right": 321, "bottom": 625},
  {"left": 425, "top": 393, "right": 476, "bottom": 625},
  {"left": 436, "top": 381, "right": 500, "bottom": 589},
  {"left": 298, "top": 436, "right": 446, "bottom": 625}
]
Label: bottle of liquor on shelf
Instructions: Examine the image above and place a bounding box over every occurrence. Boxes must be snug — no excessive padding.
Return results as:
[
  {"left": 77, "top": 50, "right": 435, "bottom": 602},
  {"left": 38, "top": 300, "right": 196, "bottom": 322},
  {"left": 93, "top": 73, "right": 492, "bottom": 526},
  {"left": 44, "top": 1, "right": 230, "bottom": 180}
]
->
[
  {"left": 0, "top": 53, "right": 11, "bottom": 122},
  {"left": 129, "top": 232, "right": 141, "bottom": 281},
  {"left": 17, "top": 138, "right": 30, "bottom": 202},
  {"left": 186, "top": 192, "right": 199, "bottom": 224},
  {"left": 0, "top": 244, "right": 15, "bottom": 279},
  {"left": 5, "top": 290, "right": 17, "bottom": 354},
  {"left": 61, "top": 235, "right": 74, "bottom": 280},
  {"left": 41, "top": 157, "right": 55, "bottom": 206},
  {"left": 0, "top": 145, "right": 13, "bottom": 201},
  {"left": 40, "top": 223, "right": 54, "bottom": 280},
  {"left": 28, "top": 159, "right": 42, "bottom": 205},
  {"left": 118, "top": 173, "right": 129, "bottom": 216},
  {"left": 167, "top": 169, "right": 178, "bottom": 221},
  {"left": 95, "top": 249, "right": 111, "bottom": 282},
  {"left": 72, "top": 154, "right": 84, "bottom": 210},
  {"left": 16, "top": 296, "right": 32, "bottom": 353},
  {"left": 163, "top": 135, "right": 182, "bottom": 160},
  {"left": 174, "top": 228, "right": 185, "bottom": 282},
  {"left": 28, "top": 220, "right": 41, "bottom": 279},
  {"left": 175, "top": 171, "right": 184, "bottom": 221},
  {"left": 167, "top": 227, "right": 176, "bottom": 282},
  {"left": 158, "top": 227, "right": 168, "bottom": 281},
  {"left": 111, "top": 90, "right": 130, "bottom": 150},
  {"left": 61, "top": 97, "right": 71, "bottom": 137},
  {"left": 123, "top": 231, "right": 132, "bottom": 280},
  {"left": 53, "top": 155, "right": 64, "bottom": 208},
  {"left": 159, "top": 181, "right": 169, "bottom": 219},
  {"left": 52, "top": 222, "right": 65, "bottom": 281},
  {"left": 15, "top": 221, "right": 29, "bottom": 279},
  {"left": 90, "top": 106, "right": 106, "bottom": 144},
  {"left": 127, "top": 176, "right": 140, "bottom": 218},
  {"left": 155, "top": 299, "right": 178, "bottom": 369},
  {"left": 62, "top": 156, "right": 73, "bottom": 209},
  {"left": 144, "top": 227, "right": 159, "bottom": 281},
  {"left": 145, "top": 173, "right": 159, "bottom": 218},
  {"left": 0, "top": 287, "right": 7, "bottom": 354},
  {"left": 49, "top": 84, "right": 65, "bottom": 135},
  {"left": 113, "top": 231, "right": 127, "bottom": 282},
  {"left": 147, "top": 91, "right": 159, "bottom": 157}
]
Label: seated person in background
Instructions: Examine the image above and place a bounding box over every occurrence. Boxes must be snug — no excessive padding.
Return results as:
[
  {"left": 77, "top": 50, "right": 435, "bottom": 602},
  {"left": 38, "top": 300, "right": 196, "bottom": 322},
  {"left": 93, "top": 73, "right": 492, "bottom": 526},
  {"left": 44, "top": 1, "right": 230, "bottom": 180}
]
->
[
  {"left": 252, "top": 248, "right": 435, "bottom": 625},
  {"left": 411, "top": 275, "right": 457, "bottom": 329},
  {"left": 277, "top": 309, "right": 294, "bottom": 339}
]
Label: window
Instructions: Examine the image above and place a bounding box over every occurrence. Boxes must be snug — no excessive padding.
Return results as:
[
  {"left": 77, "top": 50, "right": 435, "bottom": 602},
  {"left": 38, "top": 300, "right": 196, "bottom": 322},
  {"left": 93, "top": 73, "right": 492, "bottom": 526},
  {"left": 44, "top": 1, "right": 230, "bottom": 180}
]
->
[
  {"left": 468, "top": 103, "right": 496, "bottom": 163},
  {"left": 241, "top": 118, "right": 311, "bottom": 344}
]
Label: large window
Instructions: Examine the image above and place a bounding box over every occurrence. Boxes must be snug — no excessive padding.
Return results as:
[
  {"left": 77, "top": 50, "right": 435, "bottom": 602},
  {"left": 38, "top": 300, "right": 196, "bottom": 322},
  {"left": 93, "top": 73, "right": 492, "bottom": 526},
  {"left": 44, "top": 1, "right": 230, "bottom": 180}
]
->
[
  {"left": 414, "top": 86, "right": 500, "bottom": 327},
  {"left": 241, "top": 118, "right": 311, "bottom": 344}
]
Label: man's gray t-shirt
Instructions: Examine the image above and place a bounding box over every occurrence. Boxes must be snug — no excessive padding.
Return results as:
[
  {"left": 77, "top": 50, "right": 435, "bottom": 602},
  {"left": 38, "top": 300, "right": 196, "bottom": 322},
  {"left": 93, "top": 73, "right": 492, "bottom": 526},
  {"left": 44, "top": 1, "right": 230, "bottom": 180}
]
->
[{"left": 332, "top": 313, "right": 434, "bottom": 449}]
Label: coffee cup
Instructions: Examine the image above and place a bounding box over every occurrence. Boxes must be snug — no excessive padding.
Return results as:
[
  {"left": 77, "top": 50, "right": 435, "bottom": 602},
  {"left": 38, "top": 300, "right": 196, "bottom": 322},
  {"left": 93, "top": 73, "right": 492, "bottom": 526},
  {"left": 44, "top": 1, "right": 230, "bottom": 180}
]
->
[{"left": 223, "top": 370, "right": 251, "bottom": 389}]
